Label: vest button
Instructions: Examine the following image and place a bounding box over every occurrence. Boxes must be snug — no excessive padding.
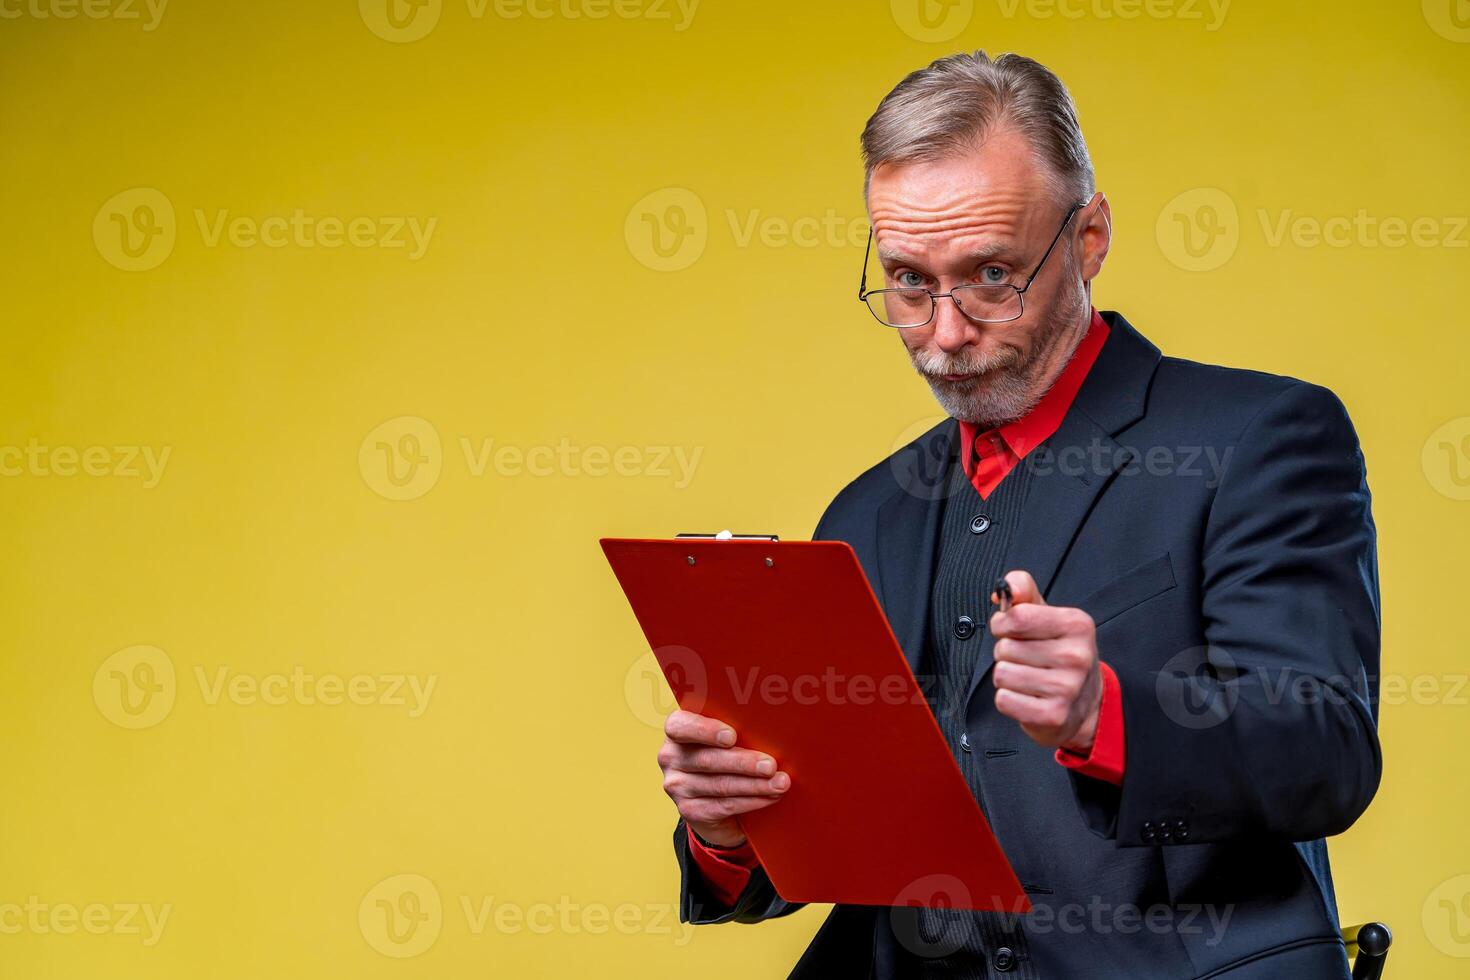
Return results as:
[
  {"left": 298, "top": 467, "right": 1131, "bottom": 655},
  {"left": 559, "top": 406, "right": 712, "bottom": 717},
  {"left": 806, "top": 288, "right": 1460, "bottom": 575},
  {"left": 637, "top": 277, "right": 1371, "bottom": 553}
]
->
[
  {"left": 954, "top": 615, "right": 976, "bottom": 640},
  {"left": 994, "top": 946, "right": 1016, "bottom": 972},
  {"left": 970, "top": 514, "right": 991, "bottom": 534}
]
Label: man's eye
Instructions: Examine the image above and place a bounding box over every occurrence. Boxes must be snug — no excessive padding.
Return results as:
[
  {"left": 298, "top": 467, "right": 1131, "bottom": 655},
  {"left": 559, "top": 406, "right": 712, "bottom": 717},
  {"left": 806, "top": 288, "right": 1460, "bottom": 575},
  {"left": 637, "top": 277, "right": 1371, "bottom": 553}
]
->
[
  {"left": 979, "top": 266, "right": 1009, "bottom": 285},
  {"left": 896, "top": 271, "right": 925, "bottom": 289}
]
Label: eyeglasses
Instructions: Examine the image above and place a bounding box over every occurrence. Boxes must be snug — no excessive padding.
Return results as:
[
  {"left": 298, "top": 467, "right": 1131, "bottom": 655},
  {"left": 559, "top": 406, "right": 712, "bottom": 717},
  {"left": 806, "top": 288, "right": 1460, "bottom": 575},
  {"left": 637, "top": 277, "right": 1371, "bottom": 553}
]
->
[{"left": 857, "top": 201, "right": 1085, "bottom": 328}]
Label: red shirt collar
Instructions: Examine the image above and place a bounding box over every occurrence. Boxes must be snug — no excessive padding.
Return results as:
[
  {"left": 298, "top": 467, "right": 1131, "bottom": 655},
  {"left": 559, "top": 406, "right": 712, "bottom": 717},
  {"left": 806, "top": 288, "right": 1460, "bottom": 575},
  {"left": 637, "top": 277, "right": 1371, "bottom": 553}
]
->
[{"left": 958, "top": 308, "right": 1111, "bottom": 480}]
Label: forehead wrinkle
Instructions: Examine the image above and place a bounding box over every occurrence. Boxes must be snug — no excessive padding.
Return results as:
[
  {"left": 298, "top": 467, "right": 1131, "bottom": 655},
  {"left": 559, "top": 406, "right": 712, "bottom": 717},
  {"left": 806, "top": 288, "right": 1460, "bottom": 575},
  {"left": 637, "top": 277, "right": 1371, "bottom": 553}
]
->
[
  {"left": 876, "top": 238, "right": 1020, "bottom": 267},
  {"left": 871, "top": 200, "right": 1030, "bottom": 266}
]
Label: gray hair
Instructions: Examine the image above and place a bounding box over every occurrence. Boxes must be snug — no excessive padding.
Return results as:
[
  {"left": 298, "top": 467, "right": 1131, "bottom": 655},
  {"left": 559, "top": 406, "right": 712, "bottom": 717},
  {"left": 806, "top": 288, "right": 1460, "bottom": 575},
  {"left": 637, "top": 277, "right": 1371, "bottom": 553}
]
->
[{"left": 860, "top": 51, "right": 1095, "bottom": 207}]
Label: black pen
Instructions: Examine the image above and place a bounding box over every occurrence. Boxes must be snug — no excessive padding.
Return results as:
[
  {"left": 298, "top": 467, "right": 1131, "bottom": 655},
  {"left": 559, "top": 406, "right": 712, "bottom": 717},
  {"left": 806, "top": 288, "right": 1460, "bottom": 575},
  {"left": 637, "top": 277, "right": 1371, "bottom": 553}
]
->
[{"left": 992, "top": 577, "right": 1013, "bottom": 613}]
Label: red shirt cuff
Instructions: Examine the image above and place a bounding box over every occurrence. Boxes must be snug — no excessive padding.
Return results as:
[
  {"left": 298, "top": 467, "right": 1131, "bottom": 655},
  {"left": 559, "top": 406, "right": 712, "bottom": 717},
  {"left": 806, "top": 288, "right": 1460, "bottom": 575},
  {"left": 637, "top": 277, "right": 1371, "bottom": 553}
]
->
[
  {"left": 1055, "top": 661, "right": 1125, "bottom": 785},
  {"left": 685, "top": 825, "right": 760, "bottom": 907}
]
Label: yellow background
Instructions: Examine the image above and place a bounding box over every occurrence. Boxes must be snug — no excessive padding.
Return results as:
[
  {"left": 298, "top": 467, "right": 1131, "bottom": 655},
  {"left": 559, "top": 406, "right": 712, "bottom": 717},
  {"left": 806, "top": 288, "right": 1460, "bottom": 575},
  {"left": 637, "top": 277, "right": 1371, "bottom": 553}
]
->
[{"left": 2, "top": 0, "right": 1468, "bottom": 976}]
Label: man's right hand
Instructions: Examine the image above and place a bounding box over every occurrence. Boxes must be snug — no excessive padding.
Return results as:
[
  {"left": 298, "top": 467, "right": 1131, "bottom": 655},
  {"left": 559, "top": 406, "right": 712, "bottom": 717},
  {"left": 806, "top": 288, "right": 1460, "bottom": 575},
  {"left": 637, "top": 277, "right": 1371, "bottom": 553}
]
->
[{"left": 659, "top": 709, "right": 791, "bottom": 848}]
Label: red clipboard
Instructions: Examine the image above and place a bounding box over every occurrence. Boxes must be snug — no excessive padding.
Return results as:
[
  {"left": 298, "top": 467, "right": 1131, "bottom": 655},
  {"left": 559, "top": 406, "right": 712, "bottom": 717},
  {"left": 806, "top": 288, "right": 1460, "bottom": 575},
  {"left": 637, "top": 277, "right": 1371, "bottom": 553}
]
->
[{"left": 602, "top": 536, "right": 1030, "bottom": 912}]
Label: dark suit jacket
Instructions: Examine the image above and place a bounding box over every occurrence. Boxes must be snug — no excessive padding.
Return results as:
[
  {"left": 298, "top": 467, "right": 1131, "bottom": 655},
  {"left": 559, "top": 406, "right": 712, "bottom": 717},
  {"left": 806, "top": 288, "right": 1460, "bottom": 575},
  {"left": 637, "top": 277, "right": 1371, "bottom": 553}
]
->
[{"left": 674, "top": 311, "right": 1382, "bottom": 979}]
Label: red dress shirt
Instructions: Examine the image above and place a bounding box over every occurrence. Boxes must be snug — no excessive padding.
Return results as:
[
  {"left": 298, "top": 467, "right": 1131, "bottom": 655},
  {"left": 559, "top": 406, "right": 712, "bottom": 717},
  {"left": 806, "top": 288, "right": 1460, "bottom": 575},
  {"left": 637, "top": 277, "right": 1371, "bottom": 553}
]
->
[{"left": 687, "top": 309, "right": 1126, "bottom": 906}]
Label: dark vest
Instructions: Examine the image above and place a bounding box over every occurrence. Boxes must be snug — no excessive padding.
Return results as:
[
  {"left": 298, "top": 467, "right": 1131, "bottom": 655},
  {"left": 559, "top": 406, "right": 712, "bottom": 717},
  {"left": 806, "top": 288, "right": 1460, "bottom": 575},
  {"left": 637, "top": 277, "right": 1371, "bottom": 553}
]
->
[{"left": 876, "top": 435, "right": 1042, "bottom": 980}]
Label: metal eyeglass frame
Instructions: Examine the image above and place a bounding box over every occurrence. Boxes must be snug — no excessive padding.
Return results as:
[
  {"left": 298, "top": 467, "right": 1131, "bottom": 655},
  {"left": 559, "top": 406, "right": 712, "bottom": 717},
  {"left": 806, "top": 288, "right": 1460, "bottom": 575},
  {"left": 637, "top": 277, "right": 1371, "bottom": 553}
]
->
[{"left": 857, "top": 200, "right": 1085, "bottom": 327}]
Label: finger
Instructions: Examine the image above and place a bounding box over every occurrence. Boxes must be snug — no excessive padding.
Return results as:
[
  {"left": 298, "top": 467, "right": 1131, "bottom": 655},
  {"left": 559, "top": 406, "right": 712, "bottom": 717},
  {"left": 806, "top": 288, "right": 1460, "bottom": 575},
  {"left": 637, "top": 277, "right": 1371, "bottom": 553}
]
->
[
  {"left": 666, "top": 771, "right": 791, "bottom": 800},
  {"left": 670, "top": 745, "right": 778, "bottom": 777},
  {"left": 992, "top": 660, "right": 1072, "bottom": 699},
  {"left": 990, "top": 603, "right": 1075, "bottom": 641},
  {"left": 682, "top": 794, "right": 783, "bottom": 823},
  {"left": 992, "top": 635, "right": 1071, "bottom": 667},
  {"left": 664, "top": 709, "right": 737, "bottom": 747},
  {"left": 994, "top": 686, "right": 1066, "bottom": 731},
  {"left": 993, "top": 570, "right": 1044, "bottom": 608}
]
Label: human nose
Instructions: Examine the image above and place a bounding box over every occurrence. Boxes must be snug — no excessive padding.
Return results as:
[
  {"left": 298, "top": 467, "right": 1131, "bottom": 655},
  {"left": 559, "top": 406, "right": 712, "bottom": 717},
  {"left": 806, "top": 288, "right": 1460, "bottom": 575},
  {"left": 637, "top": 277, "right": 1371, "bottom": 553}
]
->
[{"left": 931, "top": 292, "right": 982, "bottom": 354}]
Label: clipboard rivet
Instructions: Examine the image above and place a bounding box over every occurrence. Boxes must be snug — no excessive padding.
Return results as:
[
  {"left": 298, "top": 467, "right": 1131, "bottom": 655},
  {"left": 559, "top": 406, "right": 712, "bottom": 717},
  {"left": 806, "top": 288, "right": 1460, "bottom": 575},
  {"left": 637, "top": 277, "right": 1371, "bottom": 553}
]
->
[
  {"left": 686, "top": 555, "right": 696, "bottom": 565},
  {"left": 764, "top": 557, "right": 774, "bottom": 567}
]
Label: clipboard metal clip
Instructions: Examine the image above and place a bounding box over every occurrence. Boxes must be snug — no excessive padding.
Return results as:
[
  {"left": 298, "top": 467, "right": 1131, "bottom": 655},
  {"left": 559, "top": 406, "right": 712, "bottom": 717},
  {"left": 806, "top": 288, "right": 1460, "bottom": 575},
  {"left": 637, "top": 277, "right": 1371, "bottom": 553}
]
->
[{"left": 675, "top": 530, "right": 780, "bottom": 541}]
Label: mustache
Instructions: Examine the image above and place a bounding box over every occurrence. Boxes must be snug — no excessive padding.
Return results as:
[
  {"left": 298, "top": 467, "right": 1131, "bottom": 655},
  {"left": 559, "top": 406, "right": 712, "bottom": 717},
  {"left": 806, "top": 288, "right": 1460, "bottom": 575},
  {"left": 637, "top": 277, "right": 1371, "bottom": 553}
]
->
[{"left": 909, "top": 343, "right": 1020, "bottom": 379}]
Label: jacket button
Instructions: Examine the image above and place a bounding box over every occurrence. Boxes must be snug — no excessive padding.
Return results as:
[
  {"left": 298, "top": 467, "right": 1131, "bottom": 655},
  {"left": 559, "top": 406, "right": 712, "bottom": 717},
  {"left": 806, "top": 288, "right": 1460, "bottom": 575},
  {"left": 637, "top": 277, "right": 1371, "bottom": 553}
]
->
[
  {"left": 1175, "top": 819, "right": 1189, "bottom": 841},
  {"left": 1141, "top": 821, "right": 1156, "bottom": 843},
  {"left": 954, "top": 615, "right": 976, "bottom": 640},
  {"left": 970, "top": 514, "right": 991, "bottom": 534},
  {"left": 960, "top": 732, "right": 972, "bottom": 753},
  {"left": 994, "top": 946, "right": 1016, "bottom": 971}
]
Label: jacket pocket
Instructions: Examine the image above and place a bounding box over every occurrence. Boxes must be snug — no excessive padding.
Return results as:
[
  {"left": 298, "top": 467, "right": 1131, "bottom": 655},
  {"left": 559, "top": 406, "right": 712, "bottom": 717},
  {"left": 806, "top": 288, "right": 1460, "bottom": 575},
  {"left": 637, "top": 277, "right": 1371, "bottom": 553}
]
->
[{"left": 1077, "top": 552, "right": 1177, "bottom": 628}]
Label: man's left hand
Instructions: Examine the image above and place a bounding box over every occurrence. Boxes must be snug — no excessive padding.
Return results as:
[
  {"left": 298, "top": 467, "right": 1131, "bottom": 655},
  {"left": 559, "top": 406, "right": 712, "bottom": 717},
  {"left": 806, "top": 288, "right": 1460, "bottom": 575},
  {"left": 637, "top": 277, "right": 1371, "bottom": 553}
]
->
[{"left": 989, "top": 570, "right": 1103, "bottom": 754}]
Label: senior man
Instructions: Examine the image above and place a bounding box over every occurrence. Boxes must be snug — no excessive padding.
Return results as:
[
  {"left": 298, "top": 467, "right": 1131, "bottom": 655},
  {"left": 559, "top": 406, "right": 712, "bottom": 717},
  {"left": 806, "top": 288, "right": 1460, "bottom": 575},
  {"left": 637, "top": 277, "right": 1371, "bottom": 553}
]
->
[{"left": 655, "top": 51, "right": 1380, "bottom": 979}]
